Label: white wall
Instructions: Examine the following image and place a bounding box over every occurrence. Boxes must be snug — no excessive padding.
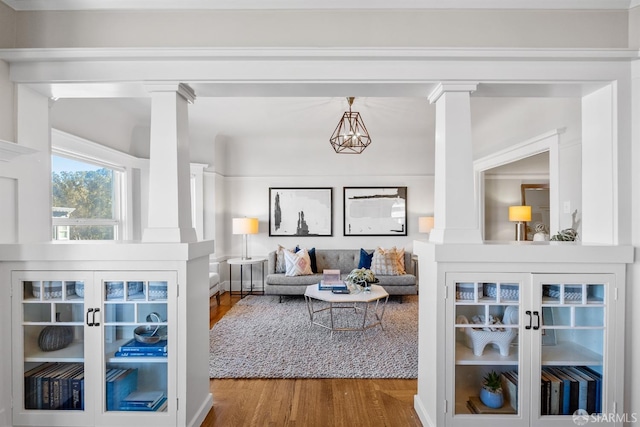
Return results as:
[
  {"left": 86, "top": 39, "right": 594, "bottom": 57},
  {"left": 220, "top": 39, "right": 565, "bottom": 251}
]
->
[{"left": 13, "top": 10, "right": 630, "bottom": 49}]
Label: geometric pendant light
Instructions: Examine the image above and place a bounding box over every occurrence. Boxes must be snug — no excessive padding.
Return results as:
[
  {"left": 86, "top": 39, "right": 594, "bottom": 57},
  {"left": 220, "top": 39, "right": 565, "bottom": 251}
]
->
[{"left": 329, "top": 97, "right": 372, "bottom": 154}]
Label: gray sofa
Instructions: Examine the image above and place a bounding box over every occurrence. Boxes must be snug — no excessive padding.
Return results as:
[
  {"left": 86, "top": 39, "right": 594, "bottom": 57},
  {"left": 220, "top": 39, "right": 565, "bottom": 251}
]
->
[{"left": 265, "top": 249, "right": 417, "bottom": 300}]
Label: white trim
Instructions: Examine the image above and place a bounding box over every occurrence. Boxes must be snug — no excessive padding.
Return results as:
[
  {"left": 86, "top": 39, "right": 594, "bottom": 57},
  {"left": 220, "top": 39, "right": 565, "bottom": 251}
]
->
[
  {"left": 474, "top": 129, "right": 562, "bottom": 239},
  {"left": 0, "top": 0, "right": 635, "bottom": 11},
  {"left": 0, "top": 139, "right": 37, "bottom": 162},
  {"left": 190, "top": 163, "right": 208, "bottom": 241}
]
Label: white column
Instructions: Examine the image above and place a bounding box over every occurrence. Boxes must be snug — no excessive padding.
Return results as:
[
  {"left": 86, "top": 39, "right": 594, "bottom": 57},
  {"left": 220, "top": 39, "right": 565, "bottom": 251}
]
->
[
  {"left": 15, "top": 85, "right": 52, "bottom": 243},
  {"left": 142, "top": 83, "right": 197, "bottom": 243},
  {"left": 427, "top": 83, "right": 482, "bottom": 244}
]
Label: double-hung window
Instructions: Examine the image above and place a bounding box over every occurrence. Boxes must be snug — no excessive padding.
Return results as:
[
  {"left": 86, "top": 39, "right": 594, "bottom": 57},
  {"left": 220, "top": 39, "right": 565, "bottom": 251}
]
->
[{"left": 51, "top": 154, "right": 124, "bottom": 240}]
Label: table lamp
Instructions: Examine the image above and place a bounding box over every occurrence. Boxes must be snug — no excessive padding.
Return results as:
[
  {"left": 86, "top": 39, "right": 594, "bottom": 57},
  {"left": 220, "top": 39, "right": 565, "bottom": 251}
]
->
[
  {"left": 233, "top": 217, "right": 259, "bottom": 259},
  {"left": 508, "top": 206, "right": 531, "bottom": 241},
  {"left": 418, "top": 216, "right": 434, "bottom": 234}
]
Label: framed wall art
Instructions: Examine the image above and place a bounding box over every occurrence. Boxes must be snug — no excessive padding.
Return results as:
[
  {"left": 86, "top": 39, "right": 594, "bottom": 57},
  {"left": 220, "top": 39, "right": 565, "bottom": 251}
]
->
[
  {"left": 269, "top": 187, "right": 333, "bottom": 236},
  {"left": 343, "top": 186, "right": 407, "bottom": 236}
]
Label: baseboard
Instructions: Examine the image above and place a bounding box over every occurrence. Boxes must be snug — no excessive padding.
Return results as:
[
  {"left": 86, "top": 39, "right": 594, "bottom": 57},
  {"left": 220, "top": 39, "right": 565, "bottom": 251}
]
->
[
  {"left": 414, "top": 394, "right": 436, "bottom": 427},
  {"left": 188, "top": 392, "right": 213, "bottom": 427}
]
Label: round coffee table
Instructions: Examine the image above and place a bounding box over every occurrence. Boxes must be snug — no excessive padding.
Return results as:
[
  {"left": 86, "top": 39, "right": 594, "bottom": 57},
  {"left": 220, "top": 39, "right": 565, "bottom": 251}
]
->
[{"left": 304, "top": 284, "right": 389, "bottom": 335}]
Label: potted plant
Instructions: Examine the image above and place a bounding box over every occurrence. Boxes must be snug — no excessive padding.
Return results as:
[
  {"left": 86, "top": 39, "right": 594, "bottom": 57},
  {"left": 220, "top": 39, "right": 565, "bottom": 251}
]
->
[
  {"left": 479, "top": 371, "right": 504, "bottom": 409},
  {"left": 345, "top": 268, "right": 378, "bottom": 292}
]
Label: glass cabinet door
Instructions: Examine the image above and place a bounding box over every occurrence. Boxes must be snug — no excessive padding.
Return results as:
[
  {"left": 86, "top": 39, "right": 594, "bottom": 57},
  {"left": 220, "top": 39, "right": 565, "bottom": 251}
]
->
[
  {"left": 537, "top": 276, "right": 607, "bottom": 420},
  {"left": 101, "top": 274, "right": 172, "bottom": 414},
  {"left": 452, "top": 276, "right": 523, "bottom": 421},
  {"left": 13, "top": 271, "right": 93, "bottom": 427}
]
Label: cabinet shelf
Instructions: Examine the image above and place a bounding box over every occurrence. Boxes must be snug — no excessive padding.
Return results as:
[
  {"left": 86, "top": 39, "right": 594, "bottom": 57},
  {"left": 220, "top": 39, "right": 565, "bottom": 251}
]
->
[
  {"left": 455, "top": 342, "right": 519, "bottom": 365},
  {"left": 24, "top": 340, "right": 84, "bottom": 363},
  {"left": 541, "top": 341, "right": 603, "bottom": 366}
]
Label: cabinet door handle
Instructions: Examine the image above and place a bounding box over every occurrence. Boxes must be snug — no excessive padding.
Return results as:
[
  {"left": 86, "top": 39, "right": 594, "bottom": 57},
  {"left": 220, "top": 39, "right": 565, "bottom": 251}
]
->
[
  {"left": 93, "top": 307, "right": 101, "bottom": 327},
  {"left": 525, "top": 310, "right": 532, "bottom": 330},
  {"left": 533, "top": 310, "right": 540, "bottom": 330},
  {"left": 86, "top": 308, "right": 94, "bottom": 326}
]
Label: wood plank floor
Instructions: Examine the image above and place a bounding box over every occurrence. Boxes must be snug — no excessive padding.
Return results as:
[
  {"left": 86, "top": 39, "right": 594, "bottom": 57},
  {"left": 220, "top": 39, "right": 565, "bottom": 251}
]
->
[{"left": 201, "top": 292, "right": 422, "bottom": 427}]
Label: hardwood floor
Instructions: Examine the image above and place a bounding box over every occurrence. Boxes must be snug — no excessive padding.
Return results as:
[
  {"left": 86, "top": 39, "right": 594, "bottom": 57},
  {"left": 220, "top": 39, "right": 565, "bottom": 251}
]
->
[{"left": 202, "top": 292, "right": 422, "bottom": 427}]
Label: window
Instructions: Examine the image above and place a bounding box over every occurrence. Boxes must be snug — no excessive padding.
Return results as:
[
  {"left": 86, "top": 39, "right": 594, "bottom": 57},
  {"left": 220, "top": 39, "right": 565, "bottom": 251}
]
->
[{"left": 52, "top": 154, "right": 124, "bottom": 240}]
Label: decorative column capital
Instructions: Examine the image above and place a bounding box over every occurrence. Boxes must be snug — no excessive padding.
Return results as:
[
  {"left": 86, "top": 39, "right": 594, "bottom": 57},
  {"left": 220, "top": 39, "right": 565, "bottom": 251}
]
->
[
  {"left": 428, "top": 82, "right": 478, "bottom": 104},
  {"left": 144, "top": 82, "right": 196, "bottom": 104}
]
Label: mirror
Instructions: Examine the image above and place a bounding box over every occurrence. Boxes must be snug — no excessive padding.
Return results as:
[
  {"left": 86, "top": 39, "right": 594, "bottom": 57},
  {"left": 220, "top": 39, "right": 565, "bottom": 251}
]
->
[{"left": 521, "top": 184, "right": 550, "bottom": 240}]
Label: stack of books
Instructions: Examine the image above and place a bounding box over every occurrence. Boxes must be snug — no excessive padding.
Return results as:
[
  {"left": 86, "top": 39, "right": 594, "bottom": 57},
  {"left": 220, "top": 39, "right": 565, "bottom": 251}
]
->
[
  {"left": 318, "top": 269, "right": 347, "bottom": 291},
  {"left": 119, "top": 390, "right": 167, "bottom": 412},
  {"left": 24, "top": 362, "right": 84, "bottom": 410},
  {"left": 105, "top": 368, "right": 138, "bottom": 411},
  {"left": 114, "top": 338, "right": 167, "bottom": 357},
  {"left": 466, "top": 396, "right": 517, "bottom": 414}
]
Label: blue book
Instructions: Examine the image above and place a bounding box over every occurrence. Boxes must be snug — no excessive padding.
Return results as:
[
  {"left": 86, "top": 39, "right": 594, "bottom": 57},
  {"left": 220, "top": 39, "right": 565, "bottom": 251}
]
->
[
  {"left": 120, "top": 396, "right": 167, "bottom": 412},
  {"left": 70, "top": 369, "right": 84, "bottom": 410},
  {"left": 106, "top": 368, "right": 138, "bottom": 411},
  {"left": 547, "top": 367, "right": 573, "bottom": 415},
  {"left": 120, "top": 390, "right": 165, "bottom": 408},
  {"left": 114, "top": 351, "right": 168, "bottom": 357},
  {"left": 119, "top": 339, "right": 167, "bottom": 353},
  {"left": 577, "top": 367, "right": 602, "bottom": 413}
]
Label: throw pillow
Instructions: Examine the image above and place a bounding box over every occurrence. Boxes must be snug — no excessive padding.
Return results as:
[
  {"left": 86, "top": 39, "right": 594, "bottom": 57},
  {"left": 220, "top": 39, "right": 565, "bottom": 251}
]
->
[
  {"left": 358, "top": 248, "right": 374, "bottom": 269},
  {"left": 284, "top": 248, "right": 313, "bottom": 276},
  {"left": 395, "top": 247, "right": 406, "bottom": 274},
  {"left": 296, "top": 247, "right": 317, "bottom": 273},
  {"left": 371, "top": 247, "right": 401, "bottom": 276},
  {"left": 275, "top": 244, "right": 298, "bottom": 273}
]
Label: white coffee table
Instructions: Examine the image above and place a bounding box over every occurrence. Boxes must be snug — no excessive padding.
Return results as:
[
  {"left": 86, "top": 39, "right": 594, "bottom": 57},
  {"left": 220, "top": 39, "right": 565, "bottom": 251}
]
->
[{"left": 304, "top": 284, "right": 389, "bottom": 334}]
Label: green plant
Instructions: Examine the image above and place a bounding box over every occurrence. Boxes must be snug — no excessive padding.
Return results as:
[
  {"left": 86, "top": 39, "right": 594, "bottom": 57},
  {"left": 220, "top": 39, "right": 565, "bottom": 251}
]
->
[{"left": 482, "top": 371, "right": 503, "bottom": 393}]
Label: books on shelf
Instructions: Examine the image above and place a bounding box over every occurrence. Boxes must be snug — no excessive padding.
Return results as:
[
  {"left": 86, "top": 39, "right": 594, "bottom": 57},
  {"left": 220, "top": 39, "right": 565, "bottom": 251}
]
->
[
  {"left": 541, "top": 366, "right": 602, "bottom": 415},
  {"left": 106, "top": 368, "right": 138, "bottom": 411},
  {"left": 500, "top": 371, "right": 518, "bottom": 412},
  {"left": 24, "top": 362, "right": 84, "bottom": 410},
  {"left": 120, "top": 390, "right": 167, "bottom": 411}
]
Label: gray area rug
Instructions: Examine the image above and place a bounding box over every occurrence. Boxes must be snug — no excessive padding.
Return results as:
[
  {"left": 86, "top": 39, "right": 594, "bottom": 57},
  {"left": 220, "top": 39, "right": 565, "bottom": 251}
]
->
[{"left": 209, "top": 295, "right": 418, "bottom": 379}]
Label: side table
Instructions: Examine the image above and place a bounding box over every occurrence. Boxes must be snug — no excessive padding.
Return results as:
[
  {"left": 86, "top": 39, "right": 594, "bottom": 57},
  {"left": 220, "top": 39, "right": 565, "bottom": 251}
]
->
[{"left": 227, "top": 257, "right": 267, "bottom": 299}]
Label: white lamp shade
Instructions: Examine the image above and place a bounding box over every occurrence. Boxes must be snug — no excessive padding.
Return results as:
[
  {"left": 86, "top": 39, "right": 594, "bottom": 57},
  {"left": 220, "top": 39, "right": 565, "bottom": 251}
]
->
[
  {"left": 418, "top": 216, "right": 434, "bottom": 233},
  {"left": 508, "top": 206, "right": 532, "bottom": 222},
  {"left": 232, "top": 217, "right": 259, "bottom": 235}
]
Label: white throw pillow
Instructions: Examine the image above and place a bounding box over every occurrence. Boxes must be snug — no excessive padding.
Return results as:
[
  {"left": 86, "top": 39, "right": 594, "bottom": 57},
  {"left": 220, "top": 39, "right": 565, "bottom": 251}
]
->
[
  {"left": 284, "top": 248, "right": 313, "bottom": 276},
  {"left": 275, "top": 244, "right": 296, "bottom": 274},
  {"left": 371, "top": 247, "right": 402, "bottom": 276}
]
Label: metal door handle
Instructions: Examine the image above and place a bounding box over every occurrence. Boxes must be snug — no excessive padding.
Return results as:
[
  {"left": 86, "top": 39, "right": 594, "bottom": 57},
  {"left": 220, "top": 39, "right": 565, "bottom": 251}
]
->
[
  {"left": 525, "top": 310, "right": 532, "bottom": 330},
  {"left": 533, "top": 310, "right": 540, "bottom": 330},
  {"left": 93, "top": 307, "right": 101, "bottom": 326},
  {"left": 86, "top": 308, "right": 94, "bottom": 326}
]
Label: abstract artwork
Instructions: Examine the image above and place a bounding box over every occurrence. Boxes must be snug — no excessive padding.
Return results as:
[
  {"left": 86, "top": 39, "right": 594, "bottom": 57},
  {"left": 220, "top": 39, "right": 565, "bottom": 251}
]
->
[
  {"left": 343, "top": 187, "right": 407, "bottom": 236},
  {"left": 269, "top": 188, "right": 333, "bottom": 236}
]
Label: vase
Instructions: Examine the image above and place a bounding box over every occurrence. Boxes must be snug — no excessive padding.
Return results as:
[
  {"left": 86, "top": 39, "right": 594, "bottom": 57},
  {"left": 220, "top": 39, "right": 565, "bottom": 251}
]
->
[
  {"left": 479, "top": 387, "right": 504, "bottom": 409},
  {"left": 38, "top": 313, "right": 74, "bottom": 352}
]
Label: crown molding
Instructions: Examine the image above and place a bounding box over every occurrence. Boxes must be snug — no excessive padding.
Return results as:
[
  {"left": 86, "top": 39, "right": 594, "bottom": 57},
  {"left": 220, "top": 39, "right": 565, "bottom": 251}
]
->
[{"left": 0, "top": 0, "right": 635, "bottom": 10}]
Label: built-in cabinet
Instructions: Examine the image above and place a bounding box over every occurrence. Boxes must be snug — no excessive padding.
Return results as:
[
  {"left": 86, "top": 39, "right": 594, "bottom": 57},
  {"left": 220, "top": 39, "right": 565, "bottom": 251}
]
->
[
  {"left": 413, "top": 242, "right": 632, "bottom": 427},
  {"left": 0, "top": 241, "right": 214, "bottom": 427}
]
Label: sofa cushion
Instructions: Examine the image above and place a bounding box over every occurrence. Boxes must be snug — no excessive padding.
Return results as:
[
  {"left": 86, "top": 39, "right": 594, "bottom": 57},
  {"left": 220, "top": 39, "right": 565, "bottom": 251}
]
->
[
  {"left": 358, "top": 248, "right": 374, "bottom": 269},
  {"left": 284, "top": 248, "right": 313, "bottom": 276},
  {"left": 297, "top": 246, "right": 317, "bottom": 273},
  {"left": 371, "top": 247, "right": 403, "bottom": 276},
  {"left": 275, "top": 244, "right": 298, "bottom": 273}
]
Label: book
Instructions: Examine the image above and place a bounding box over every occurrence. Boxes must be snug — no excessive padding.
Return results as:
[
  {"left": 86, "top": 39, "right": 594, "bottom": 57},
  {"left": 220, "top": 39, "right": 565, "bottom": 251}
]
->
[
  {"left": 576, "top": 366, "right": 602, "bottom": 413},
  {"left": 542, "top": 368, "right": 562, "bottom": 415},
  {"left": 550, "top": 367, "right": 579, "bottom": 414},
  {"left": 106, "top": 368, "right": 138, "bottom": 411},
  {"left": 566, "top": 366, "right": 596, "bottom": 414},
  {"left": 466, "top": 396, "right": 517, "bottom": 414},
  {"left": 118, "top": 338, "right": 167, "bottom": 353},
  {"left": 114, "top": 351, "right": 168, "bottom": 357},
  {"left": 120, "top": 396, "right": 167, "bottom": 412},
  {"left": 120, "top": 390, "right": 165, "bottom": 408},
  {"left": 319, "top": 269, "right": 344, "bottom": 290},
  {"left": 500, "top": 371, "right": 518, "bottom": 412}
]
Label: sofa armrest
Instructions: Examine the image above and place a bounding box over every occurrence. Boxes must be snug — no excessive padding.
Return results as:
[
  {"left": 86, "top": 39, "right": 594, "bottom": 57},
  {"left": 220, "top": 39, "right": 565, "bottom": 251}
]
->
[{"left": 267, "top": 251, "right": 277, "bottom": 274}]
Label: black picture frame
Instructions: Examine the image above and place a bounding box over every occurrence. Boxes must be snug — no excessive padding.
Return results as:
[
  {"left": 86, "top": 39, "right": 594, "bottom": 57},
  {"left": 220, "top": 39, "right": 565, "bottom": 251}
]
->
[
  {"left": 343, "top": 186, "right": 407, "bottom": 236},
  {"left": 269, "top": 187, "right": 333, "bottom": 236}
]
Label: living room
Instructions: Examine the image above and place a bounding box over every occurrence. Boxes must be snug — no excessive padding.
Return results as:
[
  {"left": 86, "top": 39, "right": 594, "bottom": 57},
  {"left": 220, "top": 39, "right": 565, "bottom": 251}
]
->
[{"left": 0, "top": 2, "right": 639, "bottom": 427}]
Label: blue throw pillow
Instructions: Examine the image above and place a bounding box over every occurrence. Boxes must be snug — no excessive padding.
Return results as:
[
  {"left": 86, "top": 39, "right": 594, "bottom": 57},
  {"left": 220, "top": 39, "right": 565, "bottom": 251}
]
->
[
  {"left": 296, "top": 246, "right": 317, "bottom": 273},
  {"left": 358, "top": 248, "right": 373, "bottom": 269}
]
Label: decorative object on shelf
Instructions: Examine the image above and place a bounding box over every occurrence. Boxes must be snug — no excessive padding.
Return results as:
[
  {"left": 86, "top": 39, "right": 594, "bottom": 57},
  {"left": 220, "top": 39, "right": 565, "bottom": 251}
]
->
[
  {"left": 105, "top": 281, "right": 143, "bottom": 299},
  {"left": 479, "top": 371, "right": 504, "bottom": 409},
  {"left": 344, "top": 187, "right": 407, "bottom": 236},
  {"left": 329, "top": 97, "right": 372, "bottom": 154},
  {"left": 550, "top": 228, "right": 578, "bottom": 241},
  {"left": 484, "top": 283, "right": 519, "bottom": 301},
  {"left": 32, "top": 281, "right": 75, "bottom": 299},
  {"left": 457, "top": 309, "right": 518, "bottom": 356},
  {"left": 533, "top": 223, "right": 549, "bottom": 241},
  {"left": 232, "top": 217, "right": 259, "bottom": 260},
  {"left": 456, "top": 283, "right": 482, "bottom": 300},
  {"left": 418, "top": 216, "right": 434, "bottom": 234},
  {"left": 146, "top": 281, "right": 168, "bottom": 299},
  {"left": 508, "top": 205, "right": 531, "bottom": 241},
  {"left": 134, "top": 312, "right": 167, "bottom": 344},
  {"left": 38, "top": 312, "right": 74, "bottom": 352}
]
